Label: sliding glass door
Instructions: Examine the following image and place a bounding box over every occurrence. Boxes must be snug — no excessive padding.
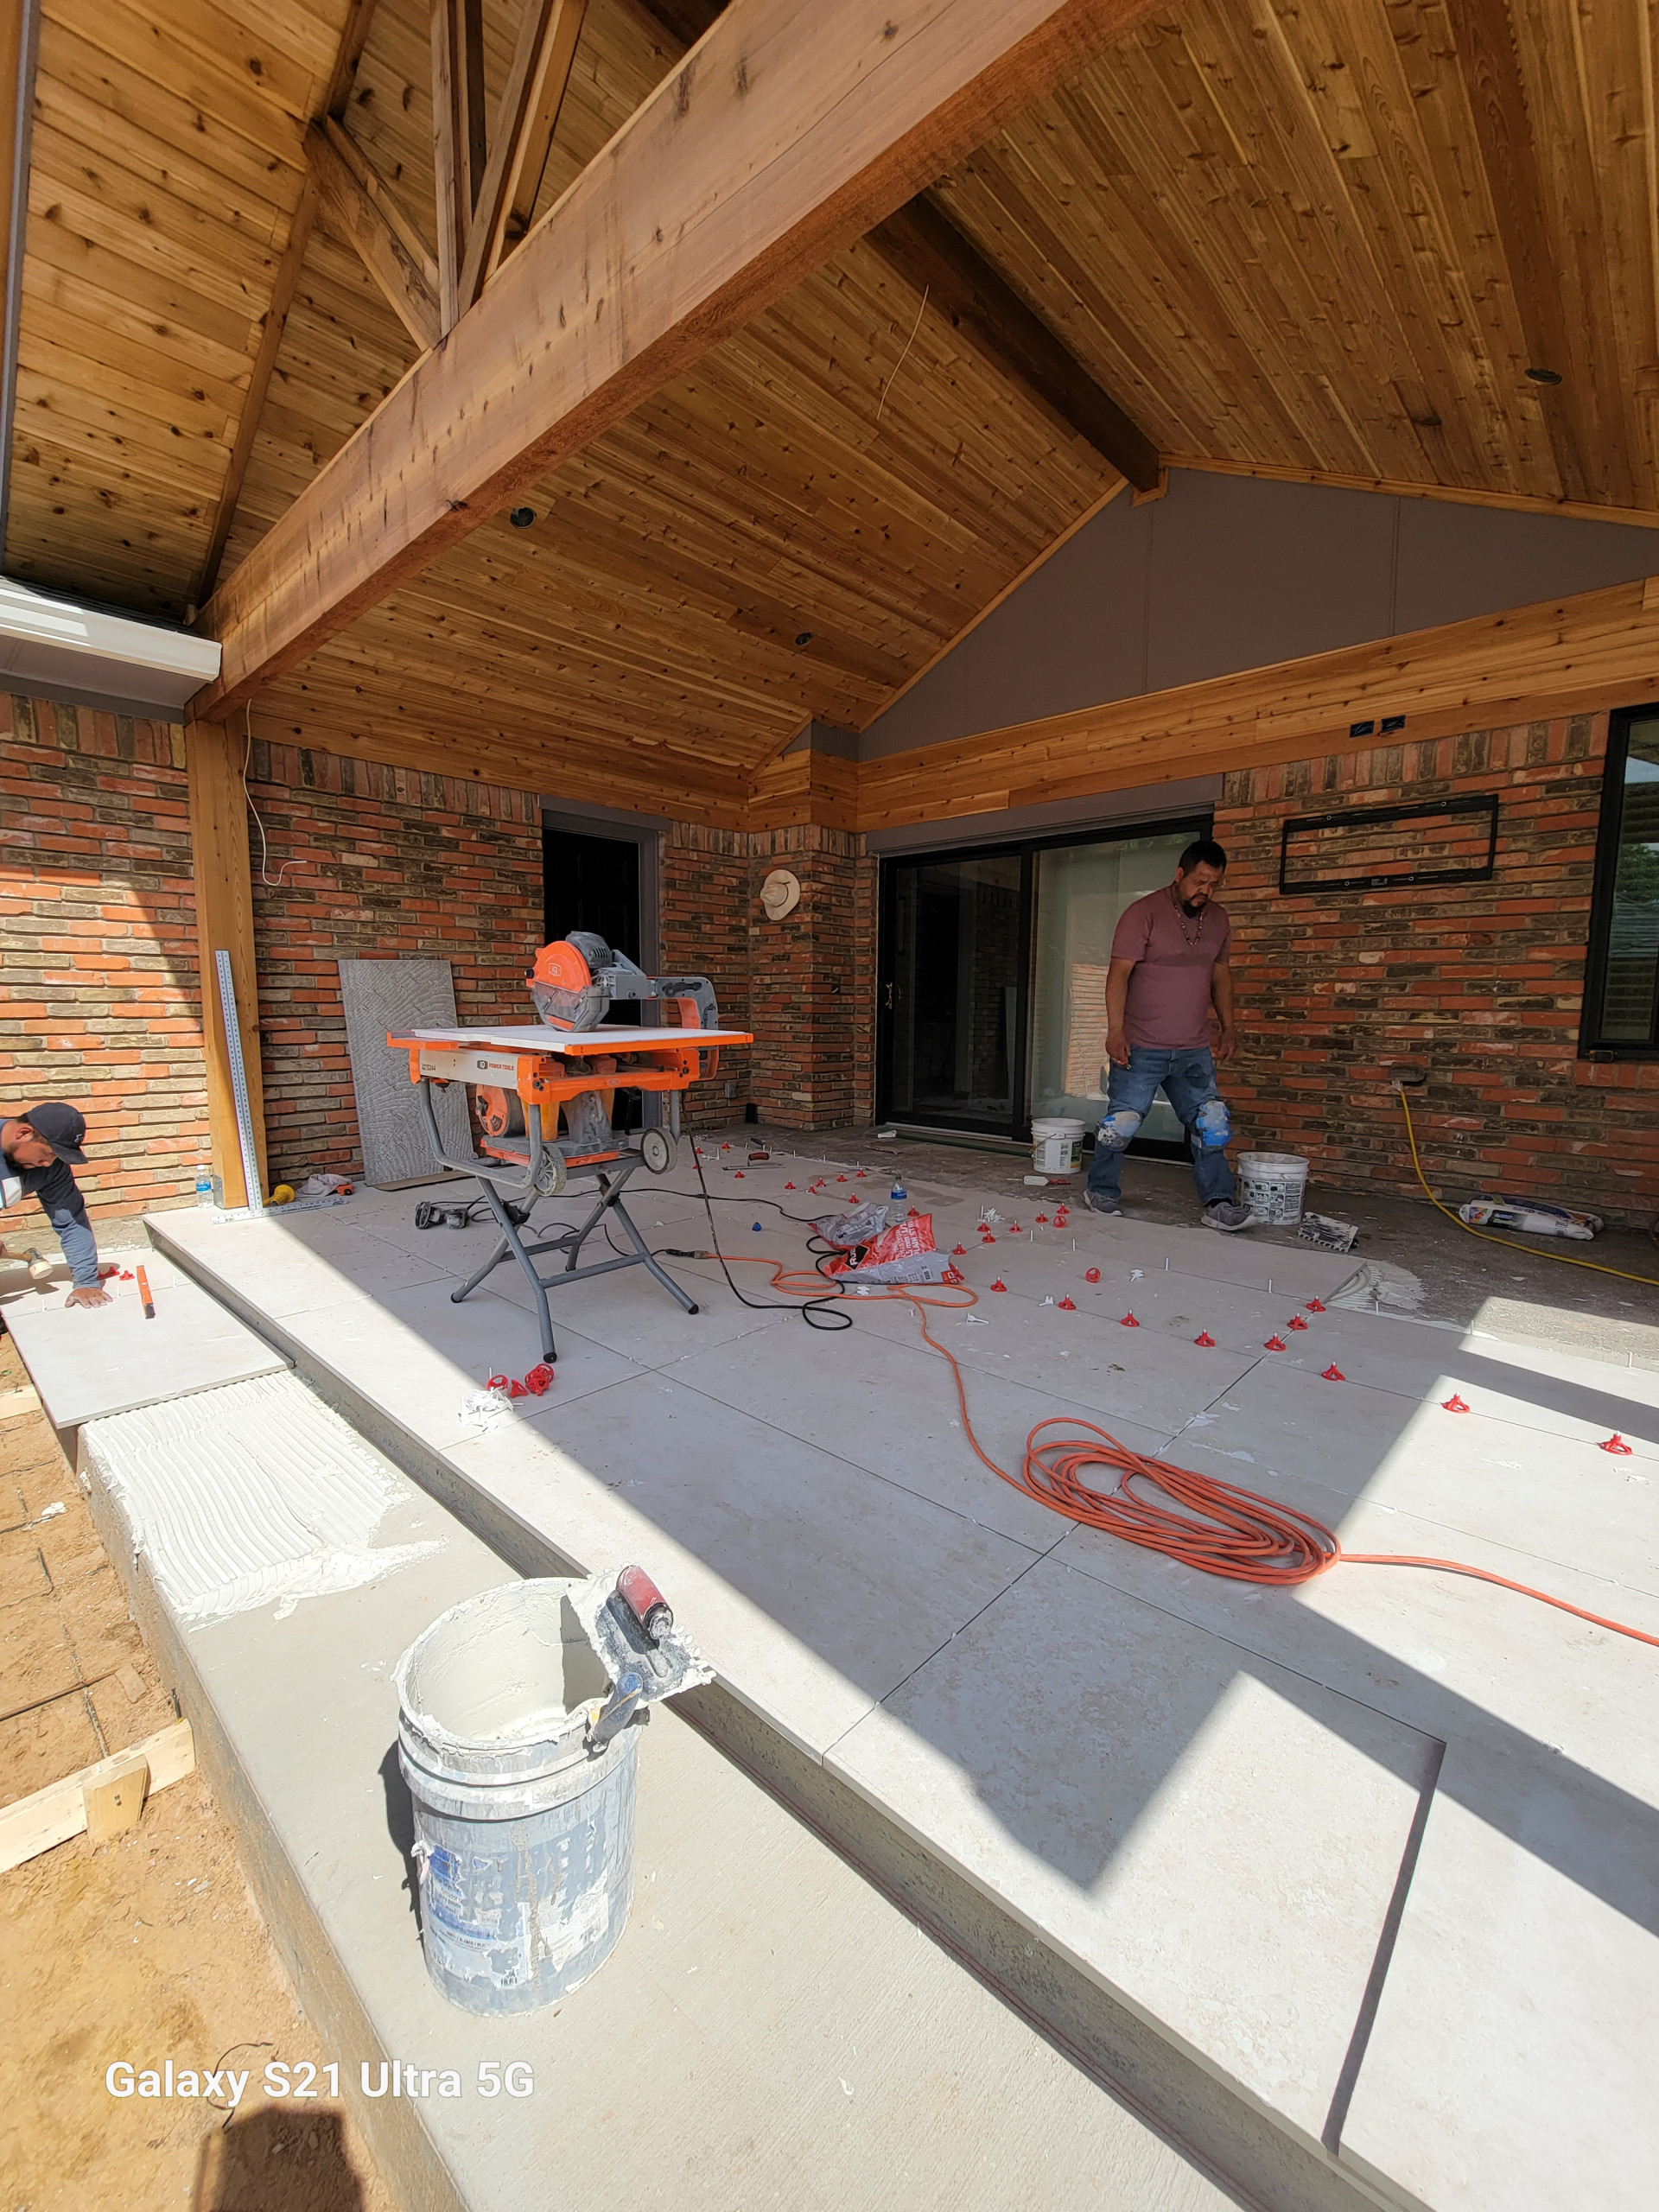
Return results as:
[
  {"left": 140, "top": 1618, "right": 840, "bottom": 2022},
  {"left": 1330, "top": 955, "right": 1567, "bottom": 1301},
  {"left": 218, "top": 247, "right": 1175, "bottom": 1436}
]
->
[{"left": 878, "top": 823, "right": 1204, "bottom": 1142}]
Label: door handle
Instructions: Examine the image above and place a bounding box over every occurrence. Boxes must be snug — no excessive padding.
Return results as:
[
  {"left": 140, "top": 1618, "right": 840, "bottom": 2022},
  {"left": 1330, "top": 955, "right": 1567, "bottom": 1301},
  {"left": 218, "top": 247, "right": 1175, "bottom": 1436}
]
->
[{"left": 885, "top": 982, "right": 894, "bottom": 1011}]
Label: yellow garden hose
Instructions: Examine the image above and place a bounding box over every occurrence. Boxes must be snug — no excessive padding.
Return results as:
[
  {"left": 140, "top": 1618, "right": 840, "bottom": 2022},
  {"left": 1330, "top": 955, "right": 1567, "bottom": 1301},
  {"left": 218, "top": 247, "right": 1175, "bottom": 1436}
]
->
[{"left": 1396, "top": 1086, "right": 1659, "bottom": 1289}]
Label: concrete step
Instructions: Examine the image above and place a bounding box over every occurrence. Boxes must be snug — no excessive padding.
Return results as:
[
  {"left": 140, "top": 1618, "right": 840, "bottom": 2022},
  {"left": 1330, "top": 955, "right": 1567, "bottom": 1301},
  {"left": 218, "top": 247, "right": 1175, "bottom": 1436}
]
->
[{"left": 77, "top": 1365, "right": 1245, "bottom": 2212}]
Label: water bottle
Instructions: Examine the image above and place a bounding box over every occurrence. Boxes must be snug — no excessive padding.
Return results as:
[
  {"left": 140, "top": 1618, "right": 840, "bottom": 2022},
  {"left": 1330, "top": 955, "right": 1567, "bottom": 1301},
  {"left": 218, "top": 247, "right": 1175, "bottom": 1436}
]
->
[
  {"left": 890, "top": 1176, "right": 907, "bottom": 1206},
  {"left": 194, "top": 1168, "right": 214, "bottom": 1209}
]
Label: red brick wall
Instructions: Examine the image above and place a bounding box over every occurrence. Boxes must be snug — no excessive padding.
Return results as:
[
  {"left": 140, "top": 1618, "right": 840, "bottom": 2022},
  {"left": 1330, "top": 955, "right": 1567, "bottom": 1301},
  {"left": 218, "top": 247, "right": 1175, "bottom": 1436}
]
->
[
  {"left": 661, "top": 822, "right": 876, "bottom": 1131},
  {"left": 1219, "top": 712, "right": 1659, "bottom": 1224},
  {"left": 0, "top": 692, "right": 211, "bottom": 1220},
  {"left": 244, "top": 741, "right": 543, "bottom": 1180}
]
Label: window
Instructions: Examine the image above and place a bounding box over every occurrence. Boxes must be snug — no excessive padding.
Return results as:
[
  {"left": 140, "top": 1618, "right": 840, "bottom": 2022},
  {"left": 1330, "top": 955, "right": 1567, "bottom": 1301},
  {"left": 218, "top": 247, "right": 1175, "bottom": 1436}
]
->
[{"left": 1583, "top": 706, "right": 1659, "bottom": 1055}]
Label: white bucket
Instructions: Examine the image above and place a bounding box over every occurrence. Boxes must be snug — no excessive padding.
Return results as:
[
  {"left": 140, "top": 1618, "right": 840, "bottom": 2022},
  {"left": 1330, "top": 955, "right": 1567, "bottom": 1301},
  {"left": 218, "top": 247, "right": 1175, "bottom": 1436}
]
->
[
  {"left": 1031, "top": 1117, "right": 1084, "bottom": 1176},
  {"left": 1236, "top": 1152, "right": 1310, "bottom": 1226}
]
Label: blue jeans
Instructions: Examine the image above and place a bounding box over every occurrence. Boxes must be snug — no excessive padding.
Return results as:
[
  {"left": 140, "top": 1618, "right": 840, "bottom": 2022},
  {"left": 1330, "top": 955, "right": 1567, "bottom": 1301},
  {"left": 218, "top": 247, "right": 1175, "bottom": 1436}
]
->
[{"left": 1084, "top": 1046, "right": 1236, "bottom": 1207}]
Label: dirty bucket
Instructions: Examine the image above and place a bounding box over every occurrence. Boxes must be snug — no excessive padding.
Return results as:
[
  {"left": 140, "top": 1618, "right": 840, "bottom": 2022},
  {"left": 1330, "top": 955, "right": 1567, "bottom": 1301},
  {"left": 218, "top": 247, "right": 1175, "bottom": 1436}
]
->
[
  {"left": 1031, "top": 1117, "right": 1084, "bottom": 1177},
  {"left": 395, "top": 1580, "right": 638, "bottom": 2014},
  {"left": 1236, "top": 1152, "right": 1310, "bottom": 1226}
]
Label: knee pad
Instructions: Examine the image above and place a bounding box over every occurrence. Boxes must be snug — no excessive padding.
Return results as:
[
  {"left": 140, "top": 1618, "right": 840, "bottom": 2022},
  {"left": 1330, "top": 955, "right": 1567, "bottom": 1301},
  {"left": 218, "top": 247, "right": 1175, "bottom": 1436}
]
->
[
  {"left": 1096, "top": 1109, "right": 1143, "bottom": 1154},
  {"left": 1195, "top": 1097, "right": 1231, "bottom": 1150}
]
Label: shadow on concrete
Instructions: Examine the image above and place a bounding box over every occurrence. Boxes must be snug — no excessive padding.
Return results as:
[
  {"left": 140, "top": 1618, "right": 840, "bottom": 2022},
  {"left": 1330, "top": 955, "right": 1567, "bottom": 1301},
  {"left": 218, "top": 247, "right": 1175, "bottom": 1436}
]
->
[
  {"left": 192, "top": 2105, "right": 365, "bottom": 2210},
  {"left": 378, "top": 1741, "right": 421, "bottom": 1928}
]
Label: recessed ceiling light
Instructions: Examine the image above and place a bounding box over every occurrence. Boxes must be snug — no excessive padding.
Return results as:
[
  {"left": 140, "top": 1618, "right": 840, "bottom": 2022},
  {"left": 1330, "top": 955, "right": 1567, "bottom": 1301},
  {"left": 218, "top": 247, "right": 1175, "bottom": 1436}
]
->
[
  {"left": 509, "top": 506, "right": 536, "bottom": 527},
  {"left": 795, "top": 631, "right": 814, "bottom": 645},
  {"left": 1524, "top": 367, "right": 1561, "bottom": 385}
]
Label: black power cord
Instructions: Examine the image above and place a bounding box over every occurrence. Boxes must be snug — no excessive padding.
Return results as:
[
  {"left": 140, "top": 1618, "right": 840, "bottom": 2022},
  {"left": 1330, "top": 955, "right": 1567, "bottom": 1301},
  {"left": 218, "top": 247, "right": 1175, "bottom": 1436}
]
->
[{"left": 671, "top": 1143, "right": 852, "bottom": 1332}]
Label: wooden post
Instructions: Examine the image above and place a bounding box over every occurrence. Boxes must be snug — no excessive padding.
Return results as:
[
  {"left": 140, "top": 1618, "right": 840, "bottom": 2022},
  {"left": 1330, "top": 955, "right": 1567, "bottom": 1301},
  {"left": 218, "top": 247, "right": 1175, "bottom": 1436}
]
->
[{"left": 186, "top": 721, "right": 268, "bottom": 1210}]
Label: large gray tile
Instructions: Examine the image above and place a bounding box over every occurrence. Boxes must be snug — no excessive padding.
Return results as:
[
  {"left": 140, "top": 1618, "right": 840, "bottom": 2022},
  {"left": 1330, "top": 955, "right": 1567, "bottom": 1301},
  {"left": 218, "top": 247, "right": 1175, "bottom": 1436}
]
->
[
  {"left": 448, "top": 1376, "right": 1038, "bottom": 1758},
  {"left": 485, "top": 1244, "right": 792, "bottom": 1366},
  {"left": 276, "top": 1276, "right": 646, "bottom": 1445},
  {"left": 827, "top": 1553, "right": 1437, "bottom": 2149},
  {"left": 663, "top": 1316, "right": 1162, "bottom": 1550},
  {"left": 847, "top": 1291, "right": 1256, "bottom": 1433},
  {"left": 5, "top": 1250, "right": 288, "bottom": 1426},
  {"left": 1340, "top": 1735, "right": 1659, "bottom": 2212}
]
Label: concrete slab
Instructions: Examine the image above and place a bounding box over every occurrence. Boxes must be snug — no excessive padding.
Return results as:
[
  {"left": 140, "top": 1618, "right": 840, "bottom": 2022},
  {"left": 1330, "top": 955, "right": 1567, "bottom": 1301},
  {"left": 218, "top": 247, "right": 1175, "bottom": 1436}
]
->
[
  {"left": 81, "top": 1370, "right": 1241, "bottom": 2212},
  {"left": 3, "top": 1249, "right": 287, "bottom": 1427}
]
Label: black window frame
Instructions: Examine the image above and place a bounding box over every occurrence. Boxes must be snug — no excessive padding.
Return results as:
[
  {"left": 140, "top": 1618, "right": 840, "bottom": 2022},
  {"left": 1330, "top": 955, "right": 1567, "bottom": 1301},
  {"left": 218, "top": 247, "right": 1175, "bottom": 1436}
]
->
[{"left": 1581, "top": 702, "right": 1659, "bottom": 1060}]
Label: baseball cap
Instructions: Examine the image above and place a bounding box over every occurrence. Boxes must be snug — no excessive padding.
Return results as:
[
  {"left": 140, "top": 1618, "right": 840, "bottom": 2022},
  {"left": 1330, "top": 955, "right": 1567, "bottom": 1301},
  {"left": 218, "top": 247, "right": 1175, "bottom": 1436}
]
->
[{"left": 22, "top": 1103, "right": 88, "bottom": 1166}]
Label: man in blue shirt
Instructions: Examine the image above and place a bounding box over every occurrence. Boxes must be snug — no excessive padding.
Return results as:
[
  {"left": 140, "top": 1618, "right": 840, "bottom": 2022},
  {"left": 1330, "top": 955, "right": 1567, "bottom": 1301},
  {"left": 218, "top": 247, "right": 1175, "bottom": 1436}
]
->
[{"left": 1, "top": 1103, "right": 111, "bottom": 1307}]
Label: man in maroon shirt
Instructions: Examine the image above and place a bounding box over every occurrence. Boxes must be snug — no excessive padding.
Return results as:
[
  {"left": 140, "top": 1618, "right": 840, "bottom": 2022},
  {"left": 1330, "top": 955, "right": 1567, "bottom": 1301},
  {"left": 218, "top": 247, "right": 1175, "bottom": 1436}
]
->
[{"left": 1081, "top": 838, "right": 1252, "bottom": 1230}]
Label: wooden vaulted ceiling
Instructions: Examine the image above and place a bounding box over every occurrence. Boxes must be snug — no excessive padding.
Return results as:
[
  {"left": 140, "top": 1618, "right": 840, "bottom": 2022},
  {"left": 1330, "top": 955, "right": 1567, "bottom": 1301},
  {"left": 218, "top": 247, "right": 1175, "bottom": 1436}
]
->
[{"left": 7, "top": 0, "right": 1659, "bottom": 818}]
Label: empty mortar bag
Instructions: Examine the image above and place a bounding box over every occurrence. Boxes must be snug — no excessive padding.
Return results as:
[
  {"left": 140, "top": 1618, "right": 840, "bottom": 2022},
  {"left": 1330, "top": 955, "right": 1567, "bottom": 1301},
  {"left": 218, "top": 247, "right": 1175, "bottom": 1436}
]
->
[
  {"left": 395, "top": 1569, "right": 713, "bottom": 2015},
  {"left": 811, "top": 1200, "right": 891, "bottom": 1248},
  {"left": 823, "top": 1212, "right": 959, "bottom": 1286}
]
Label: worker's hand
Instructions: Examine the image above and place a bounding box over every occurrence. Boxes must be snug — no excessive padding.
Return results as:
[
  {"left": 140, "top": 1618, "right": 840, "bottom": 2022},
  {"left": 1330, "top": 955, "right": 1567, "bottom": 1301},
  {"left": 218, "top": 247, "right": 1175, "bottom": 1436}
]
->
[
  {"left": 1105, "top": 1027, "right": 1131, "bottom": 1067},
  {"left": 1216, "top": 1025, "right": 1238, "bottom": 1063},
  {"left": 65, "top": 1284, "right": 112, "bottom": 1309}
]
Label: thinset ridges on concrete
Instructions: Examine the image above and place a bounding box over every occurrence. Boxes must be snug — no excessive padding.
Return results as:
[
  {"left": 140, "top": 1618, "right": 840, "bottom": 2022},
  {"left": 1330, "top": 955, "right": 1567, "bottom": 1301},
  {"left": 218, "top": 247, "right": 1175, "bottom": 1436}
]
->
[{"left": 80, "top": 1371, "right": 439, "bottom": 1629}]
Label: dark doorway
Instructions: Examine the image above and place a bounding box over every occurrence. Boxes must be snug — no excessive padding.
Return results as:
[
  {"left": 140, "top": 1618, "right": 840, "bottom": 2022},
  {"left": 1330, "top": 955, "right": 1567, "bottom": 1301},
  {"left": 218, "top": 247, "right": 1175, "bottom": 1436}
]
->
[{"left": 543, "top": 825, "right": 641, "bottom": 962}]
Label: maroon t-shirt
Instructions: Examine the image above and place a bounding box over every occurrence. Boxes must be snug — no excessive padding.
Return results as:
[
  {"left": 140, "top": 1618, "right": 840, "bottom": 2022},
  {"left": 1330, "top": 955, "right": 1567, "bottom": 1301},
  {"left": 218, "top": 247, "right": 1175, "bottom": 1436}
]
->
[{"left": 1110, "top": 888, "right": 1230, "bottom": 1049}]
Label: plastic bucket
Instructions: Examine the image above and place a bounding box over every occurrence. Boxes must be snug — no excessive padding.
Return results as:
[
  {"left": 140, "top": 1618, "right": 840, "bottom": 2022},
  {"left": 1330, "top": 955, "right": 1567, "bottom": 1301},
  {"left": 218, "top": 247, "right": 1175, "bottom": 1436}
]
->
[
  {"left": 1031, "top": 1117, "right": 1084, "bottom": 1176},
  {"left": 1236, "top": 1152, "right": 1310, "bottom": 1226},
  {"left": 395, "top": 1580, "right": 638, "bottom": 2014}
]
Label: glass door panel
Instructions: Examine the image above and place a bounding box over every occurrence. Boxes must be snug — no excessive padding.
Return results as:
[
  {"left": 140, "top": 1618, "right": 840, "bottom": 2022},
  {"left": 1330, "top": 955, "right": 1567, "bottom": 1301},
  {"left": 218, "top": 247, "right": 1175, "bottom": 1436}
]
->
[
  {"left": 1029, "top": 832, "right": 1194, "bottom": 1143},
  {"left": 887, "top": 852, "right": 1025, "bottom": 1129}
]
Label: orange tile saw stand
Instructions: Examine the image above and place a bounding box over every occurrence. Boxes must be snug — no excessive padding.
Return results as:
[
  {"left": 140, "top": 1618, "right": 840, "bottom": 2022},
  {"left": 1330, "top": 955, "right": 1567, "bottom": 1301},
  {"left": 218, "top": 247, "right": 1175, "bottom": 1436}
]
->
[{"left": 388, "top": 933, "right": 751, "bottom": 1363}]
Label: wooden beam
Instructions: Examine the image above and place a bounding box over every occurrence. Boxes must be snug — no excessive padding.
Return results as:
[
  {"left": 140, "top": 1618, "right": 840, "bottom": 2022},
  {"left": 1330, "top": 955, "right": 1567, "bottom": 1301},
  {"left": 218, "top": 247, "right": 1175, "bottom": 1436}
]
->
[
  {"left": 322, "top": 0, "right": 384, "bottom": 122},
  {"left": 186, "top": 721, "right": 268, "bottom": 1210},
  {"left": 191, "top": 3, "right": 385, "bottom": 609},
  {"left": 853, "top": 574, "right": 1659, "bottom": 831},
  {"left": 192, "top": 172, "right": 320, "bottom": 611},
  {"left": 431, "top": 0, "right": 486, "bottom": 333},
  {"left": 459, "top": 0, "right": 588, "bottom": 309},
  {"left": 639, "top": 0, "right": 1160, "bottom": 490},
  {"left": 191, "top": 0, "right": 1163, "bottom": 721},
  {"left": 309, "top": 121, "right": 442, "bottom": 353},
  {"left": 867, "top": 195, "right": 1160, "bottom": 490}
]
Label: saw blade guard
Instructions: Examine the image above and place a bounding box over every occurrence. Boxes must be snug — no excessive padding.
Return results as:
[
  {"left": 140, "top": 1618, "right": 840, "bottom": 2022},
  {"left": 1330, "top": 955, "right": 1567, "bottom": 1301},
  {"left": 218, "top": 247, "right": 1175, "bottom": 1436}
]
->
[{"left": 529, "top": 932, "right": 721, "bottom": 1033}]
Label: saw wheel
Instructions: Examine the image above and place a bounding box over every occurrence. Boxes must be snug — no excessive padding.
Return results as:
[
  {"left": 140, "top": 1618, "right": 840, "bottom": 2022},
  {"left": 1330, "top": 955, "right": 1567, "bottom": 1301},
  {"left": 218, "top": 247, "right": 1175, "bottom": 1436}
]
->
[{"left": 640, "top": 1127, "right": 675, "bottom": 1174}]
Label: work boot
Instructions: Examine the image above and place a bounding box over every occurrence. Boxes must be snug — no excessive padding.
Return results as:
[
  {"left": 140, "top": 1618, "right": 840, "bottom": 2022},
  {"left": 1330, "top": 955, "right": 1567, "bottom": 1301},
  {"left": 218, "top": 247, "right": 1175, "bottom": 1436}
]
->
[
  {"left": 1202, "top": 1199, "right": 1252, "bottom": 1233},
  {"left": 1079, "top": 1190, "right": 1120, "bottom": 1216}
]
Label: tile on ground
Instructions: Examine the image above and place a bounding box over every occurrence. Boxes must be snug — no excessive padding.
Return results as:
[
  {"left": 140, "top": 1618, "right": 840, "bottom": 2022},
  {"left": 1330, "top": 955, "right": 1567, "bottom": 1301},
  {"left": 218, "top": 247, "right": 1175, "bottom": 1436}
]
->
[
  {"left": 448, "top": 1374, "right": 1037, "bottom": 1758},
  {"left": 661, "top": 1314, "right": 1157, "bottom": 1550},
  {"left": 194, "top": 1220, "right": 455, "bottom": 1320},
  {"left": 275, "top": 1277, "right": 645, "bottom": 1445},
  {"left": 484, "top": 1246, "right": 792, "bottom": 1367},
  {"left": 826, "top": 1551, "right": 1438, "bottom": 2148},
  {"left": 3, "top": 1251, "right": 288, "bottom": 1427},
  {"left": 847, "top": 1291, "right": 1256, "bottom": 1433},
  {"left": 1162, "top": 1230, "right": 1363, "bottom": 1301},
  {"left": 1338, "top": 1733, "right": 1659, "bottom": 2212},
  {"left": 1190, "top": 1369, "right": 1659, "bottom": 1597}
]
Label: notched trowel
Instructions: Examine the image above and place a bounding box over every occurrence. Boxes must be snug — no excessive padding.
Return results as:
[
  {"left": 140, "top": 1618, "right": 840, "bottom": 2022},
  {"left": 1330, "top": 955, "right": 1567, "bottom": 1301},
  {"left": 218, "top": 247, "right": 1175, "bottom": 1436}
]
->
[{"left": 572, "top": 1564, "right": 715, "bottom": 1756}]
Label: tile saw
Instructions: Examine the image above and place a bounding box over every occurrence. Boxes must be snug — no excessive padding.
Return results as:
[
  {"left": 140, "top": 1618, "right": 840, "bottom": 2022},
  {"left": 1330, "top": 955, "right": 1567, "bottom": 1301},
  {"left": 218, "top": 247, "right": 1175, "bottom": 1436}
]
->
[{"left": 388, "top": 931, "right": 751, "bottom": 1362}]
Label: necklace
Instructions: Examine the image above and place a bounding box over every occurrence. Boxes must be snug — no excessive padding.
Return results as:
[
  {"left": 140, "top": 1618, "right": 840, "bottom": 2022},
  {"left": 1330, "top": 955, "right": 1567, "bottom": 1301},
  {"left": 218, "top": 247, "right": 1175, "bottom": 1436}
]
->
[{"left": 1170, "top": 887, "right": 1205, "bottom": 946}]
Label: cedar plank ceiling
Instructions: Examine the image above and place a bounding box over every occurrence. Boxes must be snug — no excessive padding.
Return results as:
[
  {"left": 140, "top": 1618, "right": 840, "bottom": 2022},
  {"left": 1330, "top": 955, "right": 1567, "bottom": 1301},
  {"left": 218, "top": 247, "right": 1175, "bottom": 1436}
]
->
[{"left": 7, "top": 0, "right": 1659, "bottom": 807}]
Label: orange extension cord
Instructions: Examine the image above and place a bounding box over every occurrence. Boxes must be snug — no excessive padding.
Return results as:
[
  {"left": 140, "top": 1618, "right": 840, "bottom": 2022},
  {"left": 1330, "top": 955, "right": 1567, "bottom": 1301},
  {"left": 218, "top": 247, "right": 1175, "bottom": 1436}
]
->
[{"left": 717, "top": 1254, "right": 1659, "bottom": 1651}]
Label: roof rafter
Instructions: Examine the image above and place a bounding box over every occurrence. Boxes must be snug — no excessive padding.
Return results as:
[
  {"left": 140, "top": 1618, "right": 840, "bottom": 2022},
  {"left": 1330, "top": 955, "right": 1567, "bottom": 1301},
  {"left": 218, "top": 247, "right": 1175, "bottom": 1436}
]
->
[
  {"left": 458, "top": 0, "right": 588, "bottom": 311},
  {"left": 189, "top": 0, "right": 1163, "bottom": 722},
  {"left": 308, "top": 118, "right": 442, "bottom": 352}
]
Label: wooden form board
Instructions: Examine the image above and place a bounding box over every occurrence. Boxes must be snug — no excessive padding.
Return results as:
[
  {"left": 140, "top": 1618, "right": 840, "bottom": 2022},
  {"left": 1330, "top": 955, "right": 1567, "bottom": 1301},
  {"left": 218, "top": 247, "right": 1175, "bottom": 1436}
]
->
[{"left": 0, "top": 1719, "right": 194, "bottom": 1872}]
